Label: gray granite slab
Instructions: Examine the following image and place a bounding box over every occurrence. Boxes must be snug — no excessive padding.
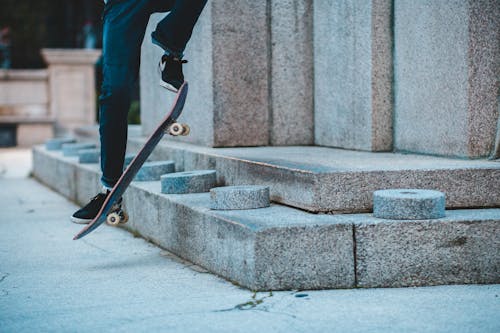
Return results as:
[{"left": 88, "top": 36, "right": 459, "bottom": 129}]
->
[{"left": 161, "top": 170, "right": 216, "bottom": 194}]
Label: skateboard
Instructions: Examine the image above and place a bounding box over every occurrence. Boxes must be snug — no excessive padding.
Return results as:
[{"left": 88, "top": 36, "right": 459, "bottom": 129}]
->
[{"left": 73, "top": 82, "right": 189, "bottom": 240}]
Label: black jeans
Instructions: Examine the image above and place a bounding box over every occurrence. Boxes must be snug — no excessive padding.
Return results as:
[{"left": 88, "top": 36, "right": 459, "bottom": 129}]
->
[{"left": 99, "top": 0, "right": 207, "bottom": 188}]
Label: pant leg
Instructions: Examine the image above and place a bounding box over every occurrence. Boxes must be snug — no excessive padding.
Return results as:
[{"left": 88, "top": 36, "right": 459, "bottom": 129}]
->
[
  {"left": 99, "top": 0, "right": 152, "bottom": 188},
  {"left": 151, "top": 0, "right": 208, "bottom": 57}
]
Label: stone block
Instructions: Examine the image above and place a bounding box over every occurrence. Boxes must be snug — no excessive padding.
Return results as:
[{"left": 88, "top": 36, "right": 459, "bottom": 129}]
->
[
  {"left": 373, "top": 189, "right": 446, "bottom": 220},
  {"left": 128, "top": 138, "right": 500, "bottom": 213},
  {"left": 394, "top": 0, "right": 500, "bottom": 158},
  {"left": 62, "top": 143, "right": 96, "bottom": 157},
  {"left": 75, "top": 164, "right": 101, "bottom": 206},
  {"left": 127, "top": 182, "right": 355, "bottom": 290},
  {"left": 78, "top": 149, "right": 100, "bottom": 164},
  {"left": 210, "top": 185, "right": 270, "bottom": 210},
  {"left": 314, "top": 0, "right": 393, "bottom": 151},
  {"left": 270, "top": 0, "right": 313, "bottom": 145},
  {"left": 16, "top": 123, "right": 54, "bottom": 147},
  {"left": 134, "top": 161, "right": 175, "bottom": 181},
  {"left": 45, "top": 138, "right": 76, "bottom": 150},
  {"left": 161, "top": 170, "right": 216, "bottom": 194},
  {"left": 355, "top": 209, "right": 500, "bottom": 287},
  {"left": 41, "top": 49, "right": 101, "bottom": 135}
]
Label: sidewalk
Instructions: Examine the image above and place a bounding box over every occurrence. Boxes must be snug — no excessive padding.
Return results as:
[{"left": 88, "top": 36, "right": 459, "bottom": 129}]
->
[{"left": 0, "top": 149, "right": 499, "bottom": 333}]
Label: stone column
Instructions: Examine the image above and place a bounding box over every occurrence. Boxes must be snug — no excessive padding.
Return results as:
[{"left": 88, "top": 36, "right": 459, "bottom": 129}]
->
[
  {"left": 313, "top": 0, "right": 393, "bottom": 151},
  {"left": 141, "top": 2, "right": 269, "bottom": 147},
  {"left": 42, "top": 49, "right": 101, "bottom": 135},
  {"left": 394, "top": 0, "right": 500, "bottom": 158}
]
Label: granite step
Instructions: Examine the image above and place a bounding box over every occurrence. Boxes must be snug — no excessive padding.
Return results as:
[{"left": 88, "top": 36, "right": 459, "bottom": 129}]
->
[
  {"left": 32, "top": 145, "right": 500, "bottom": 290},
  {"left": 127, "top": 138, "right": 500, "bottom": 213}
]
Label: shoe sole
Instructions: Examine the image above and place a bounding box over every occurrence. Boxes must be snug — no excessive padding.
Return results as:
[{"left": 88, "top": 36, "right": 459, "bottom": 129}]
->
[
  {"left": 70, "top": 216, "right": 91, "bottom": 224},
  {"left": 159, "top": 80, "right": 179, "bottom": 93}
]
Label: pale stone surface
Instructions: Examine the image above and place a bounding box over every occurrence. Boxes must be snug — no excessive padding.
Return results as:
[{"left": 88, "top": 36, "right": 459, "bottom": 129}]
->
[
  {"left": 314, "top": 0, "right": 392, "bottom": 151},
  {"left": 210, "top": 185, "right": 270, "bottom": 210},
  {"left": 61, "top": 142, "right": 96, "bottom": 157},
  {"left": 2, "top": 177, "right": 500, "bottom": 333},
  {"left": 373, "top": 189, "right": 446, "bottom": 220},
  {"left": 355, "top": 210, "right": 500, "bottom": 287},
  {"left": 45, "top": 137, "right": 76, "bottom": 150},
  {"left": 134, "top": 160, "right": 175, "bottom": 181},
  {"left": 394, "top": 0, "right": 499, "bottom": 158},
  {"left": 128, "top": 139, "right": 500, "bottom": 213},
  {"left": 16, "top": 123, "right": 54, "bottom": 147},
  {"left": 161, "top": 170, "right": 216, "bottom": 194},
  {"left": 270, "top": 0, "right": 313, "bottom": 145},
  {"left": 41, "top": 49, "right": 101, "bottom": 135},
  {"left": 75, "top": 163, "right": 101, "bottom": 206},
  {"left": 0, "top": 69, "right": 48, "bottom": 107},
  {"left": 78, "top": 148, "right": 100, "bottom": 164}
]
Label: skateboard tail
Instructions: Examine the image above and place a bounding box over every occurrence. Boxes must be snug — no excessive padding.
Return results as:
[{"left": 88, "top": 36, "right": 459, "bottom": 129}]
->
[{"left": 72, "top": 82, "right": 189, "bottom": 240}]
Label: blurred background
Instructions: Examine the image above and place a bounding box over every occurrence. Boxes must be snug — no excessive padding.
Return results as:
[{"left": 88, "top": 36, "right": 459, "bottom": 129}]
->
[
  {"left": 0, "top": 0, "right": 140, "bottom": 148},
  {"left": 0, "top": 0, "right": 103, "bottom": 69}
]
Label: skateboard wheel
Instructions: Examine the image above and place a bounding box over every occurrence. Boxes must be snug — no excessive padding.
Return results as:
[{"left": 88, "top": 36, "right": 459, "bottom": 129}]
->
[
  {"left": 181, "top": 124, "right": 190, "bottom": 136},
  {"left": 119, "top": 211, "right": 129, "bottom": 224},
  {"left": 168, "top": 123, "right": 184, "bottom": 136},
  {"left": 106, "top": 212, "right": 121, "bottom": 226}
]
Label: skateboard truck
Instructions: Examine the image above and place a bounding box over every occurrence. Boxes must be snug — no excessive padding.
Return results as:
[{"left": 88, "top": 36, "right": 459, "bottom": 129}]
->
[
  {"left": 167, "top": 122, "right": 190, "bottom": 136},
  {"left": 106, "top": 210, "right": 129, "bottom": 226}
]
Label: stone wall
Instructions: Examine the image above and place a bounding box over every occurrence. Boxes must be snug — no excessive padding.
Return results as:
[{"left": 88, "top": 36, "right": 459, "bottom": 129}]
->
[
  {"left": 393, "top": 0, "right": 500, "bottom": 158},
  {"left": 0, "top": 69, "right": 53, "bottom": 146},
  {"left": 141, "top": 0, "right": 314, "bottom": 147},
  {"left": 314, "top": 0, "right": 393, "bottom": 151},
  {"left": 140, "top": 0, "right": 499, "bottom": 158}
]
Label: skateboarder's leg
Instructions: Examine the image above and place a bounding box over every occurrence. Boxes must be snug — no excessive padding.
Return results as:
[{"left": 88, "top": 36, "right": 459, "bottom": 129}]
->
[
  {"left": 99, "top": 0, "right": 152, "bottom": 188},
  {"left": 151, "top": 0, "right": 208, "bottom": 91},
  {"left": 72, "top": 0, "right": 151, "bottom": 224},
  {"left": 151, "top": 0, "right": 208, "bottom": 57}
]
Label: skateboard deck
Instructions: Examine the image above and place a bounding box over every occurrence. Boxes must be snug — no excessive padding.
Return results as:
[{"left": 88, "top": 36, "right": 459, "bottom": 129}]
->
[{"left": 73, "top": 82, "right": 189, "bottom": 240}]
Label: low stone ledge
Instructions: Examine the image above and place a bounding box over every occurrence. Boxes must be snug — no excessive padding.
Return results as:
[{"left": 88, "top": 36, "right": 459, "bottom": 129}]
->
[
  {"left": 373, "top": 189, "right": 446, "bottom": 219},
  {"left": 78, "top": 149, "right": 100, "bottom": 164},
  {"left": 161, "top": 170, "right": 216, "bottom": 194},
  {"left": 31, "top": 145, "right": 500, "bottom": 290},
  {"left": 210, "top": 185, "right": 270, "bottom": 210},
  {"left": 62, "top": 143, "right": 96, "bottom": 157},
  {"left": 355, "top": 211, "right": 500, "bottom": 288},
  {"left": 45, "top": 138, "right": 76, "bottom": 150},
  {"left": 135, "top": 161, "right": 175, "bottom": 181}
]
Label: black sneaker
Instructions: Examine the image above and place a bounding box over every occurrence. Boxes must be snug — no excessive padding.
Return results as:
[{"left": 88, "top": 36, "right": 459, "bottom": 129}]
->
[
  {"left": 159, "top": 54, "right": 187, "bottom": 92},
  {"left": 70, "top": 191, "right": 122, "bottom": 224}
]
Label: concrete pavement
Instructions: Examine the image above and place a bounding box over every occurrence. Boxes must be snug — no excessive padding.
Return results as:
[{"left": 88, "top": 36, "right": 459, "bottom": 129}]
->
[{"left": 0, "top": 149, "right": 499, "bottom": 332}]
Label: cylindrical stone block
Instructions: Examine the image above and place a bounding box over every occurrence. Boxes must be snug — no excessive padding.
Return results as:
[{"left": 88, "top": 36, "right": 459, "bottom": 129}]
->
[
  {"left": 161, "top": 170, "right": 217, "bottom": 194},
  {"left": 62, "top": 143, "right": 96, "bottom": 156},
  {"left": 45, "top": 138, "right": 76, "bottom": 150},
  {"left": 210, "top": 185, "right": 270, "bottom": 210},
  {"left": 135, "top": 161, "right": 175, "bottom": 181},
  {"left": 78, "top": 149, "right": 100, "bottom": 164},
  {"left": 373, "top": 189, "right": 446, "bottom": 220}
]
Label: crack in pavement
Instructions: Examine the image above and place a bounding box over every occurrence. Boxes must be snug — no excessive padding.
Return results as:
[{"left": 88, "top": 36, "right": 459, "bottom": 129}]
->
[
  {"left": 214, "top": 291, "right": 274, "bottom": 312},
  {"left": 0, "top": 273, "right": 9, "bottom": 283}
]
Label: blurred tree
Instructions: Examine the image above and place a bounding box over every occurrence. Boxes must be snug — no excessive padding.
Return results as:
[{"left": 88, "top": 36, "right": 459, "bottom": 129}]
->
[{"left": 0, "top": 0, "right": 103, "bottom": 68}]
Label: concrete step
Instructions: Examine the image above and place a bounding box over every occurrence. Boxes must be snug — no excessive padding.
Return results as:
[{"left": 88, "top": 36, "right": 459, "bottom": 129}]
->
[
  {"left": 32, "top": 145, "right": 500, "bottom": 290},
  {"left": 127, "top": 138, "right": 500, "bottom": 213}
]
